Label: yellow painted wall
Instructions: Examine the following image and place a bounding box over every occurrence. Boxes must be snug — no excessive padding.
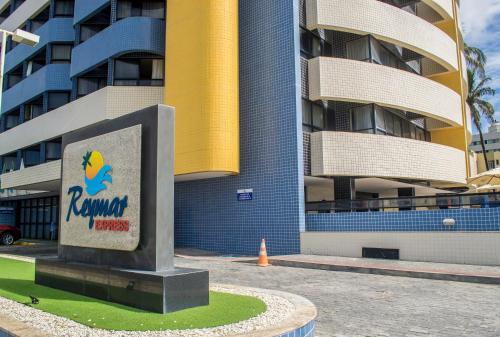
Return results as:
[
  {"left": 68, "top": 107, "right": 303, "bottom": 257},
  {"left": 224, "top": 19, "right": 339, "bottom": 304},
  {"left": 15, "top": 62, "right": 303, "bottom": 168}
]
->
[
  {"left": 476, "top": 152, "right": 500, "bottom": 173},
  {"left": 165, "top": 0, "right": 239, "bottom": 178},
  {"left": 429, "top": 2, "right": 470, "bottom": 179}
]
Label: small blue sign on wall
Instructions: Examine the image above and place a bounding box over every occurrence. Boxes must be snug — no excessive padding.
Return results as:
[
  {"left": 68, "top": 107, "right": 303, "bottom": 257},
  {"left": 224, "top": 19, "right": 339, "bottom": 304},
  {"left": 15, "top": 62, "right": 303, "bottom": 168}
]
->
[{"left": 237, "top": 189, "right": 253, "bottom": 201}]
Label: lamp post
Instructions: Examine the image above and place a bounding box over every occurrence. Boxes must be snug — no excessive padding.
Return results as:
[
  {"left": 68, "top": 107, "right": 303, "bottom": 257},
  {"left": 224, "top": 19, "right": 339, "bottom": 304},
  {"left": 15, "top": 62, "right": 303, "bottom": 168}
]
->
[{"left": 0, "top": 29, "right": 40, "bottom": 113}]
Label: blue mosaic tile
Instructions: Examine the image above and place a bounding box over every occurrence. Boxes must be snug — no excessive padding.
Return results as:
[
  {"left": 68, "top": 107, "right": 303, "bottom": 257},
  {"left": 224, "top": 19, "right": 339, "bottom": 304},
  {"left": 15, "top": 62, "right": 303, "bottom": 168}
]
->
[
  {"left": 277, "top": 320, "right": 316, "bottom": 337},
  {"left": 306, "top": 208, "right": 500, "bottom": 232},
  {"left": 174, "top": 0, "right": 305, "bottom": 256}
]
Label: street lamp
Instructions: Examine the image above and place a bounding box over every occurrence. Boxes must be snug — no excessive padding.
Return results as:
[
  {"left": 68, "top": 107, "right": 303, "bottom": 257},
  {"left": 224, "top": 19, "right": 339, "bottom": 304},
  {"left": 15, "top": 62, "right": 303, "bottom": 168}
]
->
[{"left": 0, "top": 29, "right": 40, "bottom": 112}]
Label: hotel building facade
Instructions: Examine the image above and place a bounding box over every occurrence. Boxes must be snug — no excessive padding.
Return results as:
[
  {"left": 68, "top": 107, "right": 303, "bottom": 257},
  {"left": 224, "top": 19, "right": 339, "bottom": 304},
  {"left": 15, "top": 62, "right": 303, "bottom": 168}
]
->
[{"left": 1, "top": 0, "right": 495, "bottom": 264}]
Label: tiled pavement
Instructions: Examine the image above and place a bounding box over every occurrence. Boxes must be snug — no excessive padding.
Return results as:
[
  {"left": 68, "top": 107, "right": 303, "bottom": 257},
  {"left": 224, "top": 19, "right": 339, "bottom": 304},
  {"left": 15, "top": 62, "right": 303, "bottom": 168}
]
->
[
  {"left": 177, "top": 257, "right": 500, "bottom": 337},
  {"left": 1, "top": 243, "right": 500, "bottom": 336}
]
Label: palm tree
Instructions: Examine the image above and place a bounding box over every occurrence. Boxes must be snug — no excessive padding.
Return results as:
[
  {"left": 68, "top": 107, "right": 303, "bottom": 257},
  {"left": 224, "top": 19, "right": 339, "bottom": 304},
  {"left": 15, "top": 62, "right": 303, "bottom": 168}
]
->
[
  {"left": 467, "top": 67, "right": 496, "bottom": 170},
  {"left": 465, "top": 43, "right": 487, "bottom": 77}
]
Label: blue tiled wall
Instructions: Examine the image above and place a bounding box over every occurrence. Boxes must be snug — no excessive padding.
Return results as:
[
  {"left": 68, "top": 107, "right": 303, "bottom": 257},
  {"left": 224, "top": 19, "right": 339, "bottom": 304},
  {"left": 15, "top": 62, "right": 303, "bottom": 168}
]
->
[
  {"left": 306, "top": 208, "right": 500, "bottom": 232},
  {"left": 70, "top": 16, "right": 165, "bottom": 77},
  {"left": 278, "top": 320, "right": 315, "bottom": 337},
  {"left": 5, "top": 18, "right": 75, "bottom": 73},
  {"left": 74, "top": 0, "right": 110, "bottom": 25},
  {"left": 2, "top": 64, "right": 72, "bottom": 114},
  {"left": 174, "top": 0, "right": 305, "bottom": 256}
]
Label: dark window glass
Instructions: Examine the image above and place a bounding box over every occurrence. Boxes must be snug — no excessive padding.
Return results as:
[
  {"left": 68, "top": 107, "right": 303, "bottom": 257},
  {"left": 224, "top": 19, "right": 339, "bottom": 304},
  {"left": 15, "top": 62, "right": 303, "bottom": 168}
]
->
[
  {"left": 352, "top": 105, "right": 374, "bottom": 132},
  {"left": 46, "top": 141, "right": 61, "bottom": 161},
  {"left": 22, "top": 146, "right": 41, "bottom": 167},
  {"left": 77, "top": 77, "right": 106, "bottom": 97},
  {"left": 26, "top": 48, "right": 47, "bottom": 76},
  {"left": 114, "top": 58, "right": 164, "bottom": 85},
  {"left": 55, "top": 0, "right": 74, "bottom": 17},
  {"left": 24, "top": 104, "right": 43, "bottom": 121},
  {"left": 29, "top": 6, "right": 49, "bottom": 32},
  {"left": 117, "top": 0, "right": 165, "bottom": 20},
  {"left": 7, "top": 65, "right": 23, "bottom": 89},
  {"left": 80, "top": 25, "right": 105, "bottom": 42},
  {"left": 5, "top": 113, "right": 19, "bottom": 129},
  {"left": 13, "top": 0, "right": 25, "bottom": 10},
  {"left": 51, "top": 45, "right": 72, "bottom": 63},
  {"left": 48, "top": 92, "right": 70, "bottom": 111}
]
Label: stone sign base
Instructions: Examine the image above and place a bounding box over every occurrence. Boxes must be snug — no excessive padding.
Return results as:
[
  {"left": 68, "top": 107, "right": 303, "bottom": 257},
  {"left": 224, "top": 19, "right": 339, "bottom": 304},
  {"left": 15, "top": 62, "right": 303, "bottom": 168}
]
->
[{"left": 35, "top": 258, "right": 209, "bottom": 313}]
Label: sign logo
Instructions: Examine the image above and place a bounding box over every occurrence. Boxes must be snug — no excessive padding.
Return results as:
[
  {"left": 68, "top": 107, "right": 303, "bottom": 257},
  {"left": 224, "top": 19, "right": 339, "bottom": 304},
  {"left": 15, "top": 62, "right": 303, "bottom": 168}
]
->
[
  {"left": 65, "top": 150, "right": 129, "bottom": 232},
  {"left": 82, "top": 151, "right": 112, "bottom": 196}
]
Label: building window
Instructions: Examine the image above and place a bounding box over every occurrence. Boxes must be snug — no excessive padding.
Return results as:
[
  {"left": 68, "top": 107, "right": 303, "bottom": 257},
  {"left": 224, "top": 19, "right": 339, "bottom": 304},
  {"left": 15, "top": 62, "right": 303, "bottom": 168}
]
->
[
  {"left": 51, "top": 44, "right": 72, "bottom": 63},
  {"left": 300, "top": 27, "right": 331, "bottom": 59},
  {"left": 0, "top": 7, "right": 9, "bottom": 25},
  {"left": 114, "top": 57, "right": 164, "bottom": 86},
  {"left": 26, "top": 48, "right": 47, "bottom": 77},
  {"left": 23, "top": 97, "right": 44, "bottom": 122},
  {"left": 54, "top": 0, "right": 74, "bottom": 17},
  {"left": 79, "top": 6, "right": 111, "bottom": 43},
  {"left": 22, "top": 145, "right": 41, "bottom": 167},
  {"left": 350, "top": 104, "right": 430, "bottom": 141},
  {"left": 302, "top": 99, "right": 326, "bottom": 132},
  {"left": 77, "top": 78, "right": 107, "bottom": 97},
  {"left": 4, "top": 110, "right": 19, "bottom": 130},
  {"left": 77, "top": 64, "right": 108, "bottom": 97},
  {"left": 13, "top": 0, "right": 25, "bottom": 10},
  {"left": 117, "top": 0, "right": 165, "bottom": 20},
  {"left": 46, "top": 139, "right": 62, "bottom": 161},
  {"left": 6, "top": 65, "right": 23, "bottom": 89},
  {"left": 352, "top": 104, "right": 374, "bottom": 133},
  {"left": 345, "top": 35, "right": 421, "bottom": 75},
  {"left": 18, "top": 197, "right": 59, "bottom": 240},
  {"left": 1, "top": 153, "right": 17, "bottom": 173},
  {"left": 48, "top": 92, "right": 70, "bottom": 111},
  {"left": 28, "top": 6, "right": 49, "bottom": 32}
]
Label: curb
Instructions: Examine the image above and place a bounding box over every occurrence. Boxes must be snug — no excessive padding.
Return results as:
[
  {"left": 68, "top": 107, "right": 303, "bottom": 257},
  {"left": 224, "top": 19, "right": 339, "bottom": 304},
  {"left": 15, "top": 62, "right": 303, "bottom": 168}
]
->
[
  {"left": 216, "top": 284, "right": 317, "bottom": 337},
  {"left": 0, "top": 314, "right": 51, "bottom": 337},
  {"left": 268, "top": 258, "right": 500, "bottom": 285},
  {"left": 0, "top": 283, "right": 317, "bottom": 337}
]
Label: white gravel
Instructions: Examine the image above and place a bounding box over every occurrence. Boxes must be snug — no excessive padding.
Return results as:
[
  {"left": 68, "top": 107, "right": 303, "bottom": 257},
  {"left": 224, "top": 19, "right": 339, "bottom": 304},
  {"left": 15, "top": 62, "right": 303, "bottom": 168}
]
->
[{"left": 0, "top": 284, "right": 295, "bottom": 337}]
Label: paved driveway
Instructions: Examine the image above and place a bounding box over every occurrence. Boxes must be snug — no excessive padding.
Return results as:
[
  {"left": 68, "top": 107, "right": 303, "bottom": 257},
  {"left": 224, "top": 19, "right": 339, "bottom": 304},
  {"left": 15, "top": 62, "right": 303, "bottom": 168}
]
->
[{"left": 177, "top": 257, "right": 500, "bottom": 337}]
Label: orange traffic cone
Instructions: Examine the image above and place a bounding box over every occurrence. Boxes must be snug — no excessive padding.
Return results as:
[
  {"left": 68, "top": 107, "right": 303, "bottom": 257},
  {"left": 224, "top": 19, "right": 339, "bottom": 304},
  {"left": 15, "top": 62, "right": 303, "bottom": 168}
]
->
[{"left": 257, "top": 239, "right": 271, "bottom": 267}]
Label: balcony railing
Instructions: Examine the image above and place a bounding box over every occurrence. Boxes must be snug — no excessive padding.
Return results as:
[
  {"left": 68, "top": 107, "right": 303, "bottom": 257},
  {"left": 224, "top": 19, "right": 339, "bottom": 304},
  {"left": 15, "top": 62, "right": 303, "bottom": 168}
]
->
[{"left": 306, "top": 192, "right": 500, "bottom": 213}]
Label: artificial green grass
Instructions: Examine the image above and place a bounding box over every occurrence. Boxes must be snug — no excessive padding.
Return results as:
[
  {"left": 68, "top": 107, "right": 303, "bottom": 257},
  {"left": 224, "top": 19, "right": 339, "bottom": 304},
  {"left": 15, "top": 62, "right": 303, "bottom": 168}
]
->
[{"left": 0, "top": 257, "right": 266, "bottom": 331}]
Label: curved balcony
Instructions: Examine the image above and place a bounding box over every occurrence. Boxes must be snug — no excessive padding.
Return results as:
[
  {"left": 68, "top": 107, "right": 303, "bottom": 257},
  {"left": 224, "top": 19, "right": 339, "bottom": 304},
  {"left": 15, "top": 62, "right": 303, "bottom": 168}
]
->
[
  {"left": 306, "top": 0, "right": 458, "bottom": 71},
  {"left": 0, "top": 86, "right": 163, "bottom": 156},
  {"left": 5, "top": 18, "right": 75, "bottom": 73},
  {"left": 74, "top": 0, "right": 110, "bottom": 24},
  {"left": 0, "top": 0, "right": 50, "bottom": 32},
  {"left": 308, "top": 57, "right": 463, "bottom": 127},
  {"left": 1, "top": 64, "right": 72, "bottom": 114},
  {"left": 70, "top": 16, "right": 165, "bottom": 78},
  {"left": 422, "top": 0, "right": 454, "bottom": 20},
  {"left": 310, "top": 131, "right": 467, "bottom": 184}
]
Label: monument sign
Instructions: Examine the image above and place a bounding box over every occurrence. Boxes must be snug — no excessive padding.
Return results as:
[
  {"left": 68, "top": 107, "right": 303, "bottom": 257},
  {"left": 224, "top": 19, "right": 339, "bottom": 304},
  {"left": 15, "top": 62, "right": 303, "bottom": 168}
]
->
[{"left": 35, "top": 105, "right": 208, "bottom": 313}]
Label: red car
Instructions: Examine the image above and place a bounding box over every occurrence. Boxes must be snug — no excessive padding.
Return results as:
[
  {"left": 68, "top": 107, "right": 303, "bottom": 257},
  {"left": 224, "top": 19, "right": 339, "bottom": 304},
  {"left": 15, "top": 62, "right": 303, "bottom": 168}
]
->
[{"left": 0, "top": 224, "right": 21, "bottom": 245}]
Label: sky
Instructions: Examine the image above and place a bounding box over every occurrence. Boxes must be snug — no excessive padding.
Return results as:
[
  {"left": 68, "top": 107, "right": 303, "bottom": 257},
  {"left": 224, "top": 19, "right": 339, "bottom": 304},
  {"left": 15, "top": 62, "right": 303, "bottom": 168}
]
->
[{"left": 461, "top": 0, "right": 500, "bottom": 124}]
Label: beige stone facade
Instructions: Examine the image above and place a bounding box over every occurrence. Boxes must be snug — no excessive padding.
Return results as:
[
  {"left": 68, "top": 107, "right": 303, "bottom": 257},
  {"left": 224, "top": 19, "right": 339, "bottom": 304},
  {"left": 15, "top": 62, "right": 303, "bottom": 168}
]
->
[
  {"left": 0, "top": 86, "right": 163, "bottom": 157},
  {"left": 0, "top": 160, "right": 60, "bottom": 190},
  {"left": 310, "top": 131, "right": 467, "bottom": 184},
  {"left": 308, "top": 57, "right": 463, "bottom": 127},
  {"left": 301, "top": 232, "right": 500, "bottom": 266},
  {"left": 306, "top": 0, "right": 458, "bottom": 71}
]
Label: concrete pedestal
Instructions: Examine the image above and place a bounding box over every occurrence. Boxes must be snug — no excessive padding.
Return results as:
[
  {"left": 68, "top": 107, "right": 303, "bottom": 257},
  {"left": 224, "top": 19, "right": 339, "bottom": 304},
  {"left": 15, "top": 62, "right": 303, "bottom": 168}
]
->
[{"left": 35, "top": 258, "right": 209, "bottom": 313}]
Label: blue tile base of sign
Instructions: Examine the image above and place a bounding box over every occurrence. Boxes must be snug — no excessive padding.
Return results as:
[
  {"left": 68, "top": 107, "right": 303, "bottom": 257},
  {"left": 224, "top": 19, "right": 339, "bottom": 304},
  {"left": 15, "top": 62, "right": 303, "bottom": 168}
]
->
[{"left": 278, "top": 320, "right": 315, "bottom": 337}]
